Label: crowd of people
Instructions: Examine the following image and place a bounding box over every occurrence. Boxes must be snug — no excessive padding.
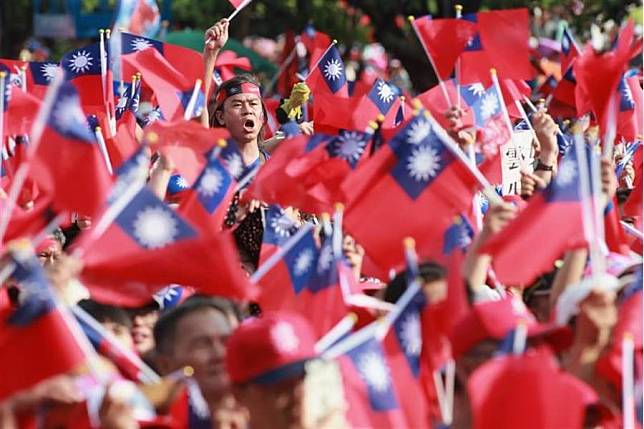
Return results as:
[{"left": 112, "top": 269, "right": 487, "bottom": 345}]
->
[{"left": 0, "top": 3, "right": 642, "bottom": 429}]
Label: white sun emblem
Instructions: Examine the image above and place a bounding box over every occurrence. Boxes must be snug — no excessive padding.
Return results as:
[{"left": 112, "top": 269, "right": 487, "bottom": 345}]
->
[
  {"left": 132, "top": 206, "right": 179, "bottom": 249},
  {"left": 376, "top": 80, "right": 395, "bottom": 104},
  {"left": 3, "top": 80, "right": 10, "bottom": 103},
  {"left": 270, "top": 321, "right": 300, "bottom": 354},
  {"left": 197, "top": 168, "right": 223, "bottom": 197},
  {"left": 293, "top": 249, "right": 314, "bottom": 277},
  {"left": 334, "top": 132, "right": 367, "bottom": 163},
  {"left": 68, "top": 50, "right": 94, "bottom": 74},
  {"left": 176, "top": 176, "right": 189, "bottom": 189},
  {"left": 270, "top": 212, "right": 296, "bottom": 238},
  {"left": 480, "top": 92, "right": 499, "bottom": 120},
  {"left": 406, "top": 118, "right": 432, "bottom": 145},
  {"left": 468, "top": 83, "right": 486, "bottom": 98},
  {"left": 317, "top": 244, "right": 334, "bottom": 274},
  {"left": 556, "top": 160, "right": 577, "bottom": 186},
  {"left": 621, "top": 81, "right": 635, "bottom": 108},
  {"left": 146, "top": 109, "right": 162, "bottom": 124},
  {"left": 407, "top": 145, "right": 441, "bottom": 182},
  {"left": 399, "top": 313, "right": 422, "bottom": 357},
  {"left": 225, "top": 153, "right": 244, "bottom": 179},
  {"left": 152, "top": 286, "right": 180, "bottom": 308},
  {"left": 40, "top": 63, "right": 58, "bottom": 82},
  {"left": 323, "top": 58, "right": 344, "bottom": 81},
  {"left": 357, "top": 351, "right": 391, "bottom": 392},
  {"left": 53, "top": 96, "right": 87, "bottom": 132},
  {"left": 131, "top": 37, "right": 153, "bottom": 52}
]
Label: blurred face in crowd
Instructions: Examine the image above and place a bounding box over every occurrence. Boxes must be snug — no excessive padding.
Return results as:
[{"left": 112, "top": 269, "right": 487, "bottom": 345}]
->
[
  {"left": 160, "top": 308, "right": 234, "bottom": 401},
  {"left": 130, "top": 308, "right": 159, "bottom": 355},
  {"left": 234, "top": 376, "right": 306, "bottom": 429},
  {"left": 217, "top": 93, "right": 264, "bottom": 145},
  {"left": 102, "top": 319, "right": 134, "bottom": 351},
  {"left": 37, "top": 240, "right": 62, "bottom": 267}
]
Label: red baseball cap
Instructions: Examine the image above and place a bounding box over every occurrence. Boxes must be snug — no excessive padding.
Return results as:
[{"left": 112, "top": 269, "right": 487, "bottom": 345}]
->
[
  {"left": 468, "top": 348, "right": 598, "bottom": 429},
  {"left": 225, "top": 312, "right": 317, "bottom": 385},
  {"left": 450, "top": 298, "right": 572, "bottom": 358}
]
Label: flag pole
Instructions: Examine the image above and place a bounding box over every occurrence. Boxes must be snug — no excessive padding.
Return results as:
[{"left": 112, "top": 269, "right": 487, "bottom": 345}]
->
[
  {"left": 227, "top": 0, "right": 253, "bottom": 22},
  {"left": 0, "top": 71, "right": 5, "bottom": 179},
  {"left": 20, "top": 65, "right": 28, "bottom": 92},
  {"left": 314, "top": 313, "right": 358, "bottom": 354},
  {"left": 94, "top": 126, "right": 114, "bottom": 175},
  {"left": 409, "top": 16, "right": 452, "bottom": 108},
  {"left": 0, "top": 70, "right": 64, "bottom": 244},
  {"left": 418, "top": 105, "right": 504, "bottom": 206},
  {"left": 204, "top": 0, "right": 254, "bottom": 46},
  {"left": 184, "top": 79, "right": 203, "bottom": 120},
  {"left": 454, "top": 4, "right": 463, "bottom": 111},
  {"left": 299, "top": 40, "right": 338, "bottom": 82},
  {"left": 622, "top": 332, "right": 635, "bottom": 429},
  {"left": 573, "top": 131, "right": 605, "bottom": 281},
  {"left": 489, "top": 69, "right": 514, "bottom": 138}
]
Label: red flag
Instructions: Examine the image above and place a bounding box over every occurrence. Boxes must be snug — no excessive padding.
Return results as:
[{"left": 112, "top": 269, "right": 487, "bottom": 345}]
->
[
  {"left": 256, "top": 208, "right": 348, "bottom": 337},
  {"left": 178, "top": 148, "right": 236, "bottom": 235},
  {"left": 80, "top": 186, "right": 257, "bottom": 302},
  {"left": 30, "top": 82, "right": 113, "bottom": 217},
  {"left": 342, "top": 113, "right": 479, "bottom": 273},
  {"left": 0, "top": 59, "right": 56, "bottom": 99},
  {"left": 123, "top": 46, "right": 202, "bottom": 121},
  {"left": 121, "top": 33, "right": 204, "bottom": 86},
  {"left": 146, "top": 120, "right": 229, "bottom": 185},
  {"left": 480, "top": 147, "right": 591, "bottom": 285},
  {"left": 459, "top": 9, "right": 534, "bottom": 85},
  {"left": 574, "top": 21, "right": 636, "bottom": 134},
  {"left": 0, "top": 250, "right": 86, "bottom": 401},
  {"left": 2, "top": 85, "right": 41, "bottom": 138},
  {"left": 413, "top": 16, "right": 477, "bottom": 80}
]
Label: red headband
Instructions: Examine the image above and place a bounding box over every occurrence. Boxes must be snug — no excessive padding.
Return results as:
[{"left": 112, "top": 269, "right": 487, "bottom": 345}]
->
[{"left": 215, "top": 82, "right": 262, "bottom": 106}]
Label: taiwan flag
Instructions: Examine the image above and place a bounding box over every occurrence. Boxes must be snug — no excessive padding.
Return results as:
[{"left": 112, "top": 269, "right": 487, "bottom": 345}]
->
[
  {"left": 257, "top": 221, "right": 350, "bottom": 337},
  {"left": 243, "top": 134, "right": 335, "bottom": 213},
  {"left": 458, "top": 9, "right": 534, "bottom": 85},
  {"left": 479, "top": 146, "right": 594, "bottom": 285},
  {"left": 560, "top": 27, "right": 580, "bottom": 75},
  {"left": 0, "top": 248, "right": 86, "bottom": 401},
  {"left": 30, "top": 82, "right": 113, "bottom": 217},
  {"left": 0, "top": 59, "right": 57, "bottom": 98},
  {"left": 338, "top": 336, "right": 409, "bottom": 428},
  {"left": 307, "top": 45, "right": 348, "bottom": 98},
  {"left": 61, "top": 44, "right": 106, "bottom": 108},
  {"left": 469, "top": 84, "right": 511, "bottom": 158},
  {"left": 412, "top": 15, "right": 477, "bottom": 80},
  {"left": 121, "top": 32, "right": 204, "bottom": 90},
  {"left": 342, "top": 112, "right": 480, "bottom": 273},
  {"left": 178, "top": 147, "right": 236, "bottom": 235},
  {"left": 80, "top": 186, "right": 257, "bottom": 304},
  {"left": 123, "top": 45, "right": 204, "bottom": 121},
  {"left": 616, "top": 75, "right": 642, "bottom": 142}
]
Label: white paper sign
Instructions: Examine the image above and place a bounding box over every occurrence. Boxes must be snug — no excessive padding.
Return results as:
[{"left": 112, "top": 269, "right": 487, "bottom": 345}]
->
[{"left": 501, "top": 130, "right": 534, "bottom": 195}]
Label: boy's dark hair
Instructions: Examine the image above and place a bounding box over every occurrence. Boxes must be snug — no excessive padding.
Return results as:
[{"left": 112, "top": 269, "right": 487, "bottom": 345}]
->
[
  {"left": 78, "top": 299, "right": 132, "bottom": 329},
  {"left": 153, "top": 295, "right": 242, "bottom": 355},
  {"left": 384, "top": 262, "right": 447, "bottom": 303}
]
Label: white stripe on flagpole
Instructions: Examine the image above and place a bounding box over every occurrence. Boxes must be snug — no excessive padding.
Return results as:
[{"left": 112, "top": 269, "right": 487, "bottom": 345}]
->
[
  {"left": 622, "top": 333, "right": 635, "bottom": 429},
  {"left": 184, "top": 79, "right": 203, "bottom": 120},
  {"left": 94, "top": 126, "right": 114, "bottom": 175}
]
